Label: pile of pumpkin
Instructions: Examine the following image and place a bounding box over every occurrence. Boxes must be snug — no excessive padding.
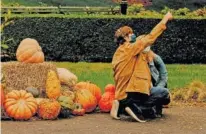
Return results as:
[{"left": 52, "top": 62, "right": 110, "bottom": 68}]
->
[{"left": 0, "top": 38, "right": 116, "bottom": 120}]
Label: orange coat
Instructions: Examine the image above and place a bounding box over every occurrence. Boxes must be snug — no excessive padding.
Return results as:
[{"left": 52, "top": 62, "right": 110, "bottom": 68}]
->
[{"left": 112, "top": 22, "right": 166, "bottom": 100}]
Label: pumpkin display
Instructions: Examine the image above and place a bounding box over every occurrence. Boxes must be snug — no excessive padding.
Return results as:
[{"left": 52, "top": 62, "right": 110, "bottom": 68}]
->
[
  {"left": 26, "top": 87, "right": 40, "bottom": 98},
  {"left": 4, "top": 90, "right": 38, "bottom": 120},
  {"left": 72, "top": 103, "right": 85, "bottom": 116},
  {"left": 1, "top": 84, "right": 5, "bottom": 107},
  {"left": 16, "top": 38, "right": 44, "bottom": 63},
  {"left": 105, "top": 84, "right": 115, "bottom": 93},
  {"left": 75, "top": 89, "right": 97, "bottom": 113},
  {"left": 75, "top": 82, "right": 102, "bottom": 103},
  {"left": 98, "top": 92, "right": 115, "bottom": 112},
  {"left": 57, "top": 68, "right": 78, "bottom": 87},
  {"left": 38, "top": 99, "right": 61, "bottom": 120},
  {"left": 46, "top": 70, "right": 61, "bottom": 99},
  {"left": 58, "top": 95, "right": 74, "bottom": 110}
]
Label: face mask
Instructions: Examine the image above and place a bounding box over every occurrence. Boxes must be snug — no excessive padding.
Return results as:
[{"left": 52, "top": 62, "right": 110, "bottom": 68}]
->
[{"left": 129, "top": 34, "right": 136, "bottom": 43}]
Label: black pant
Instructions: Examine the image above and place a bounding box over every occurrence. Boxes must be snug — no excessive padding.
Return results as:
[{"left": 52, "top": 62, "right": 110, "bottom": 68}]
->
[{"left": 118, "top": 87, "right": 170, "bottom": 118}]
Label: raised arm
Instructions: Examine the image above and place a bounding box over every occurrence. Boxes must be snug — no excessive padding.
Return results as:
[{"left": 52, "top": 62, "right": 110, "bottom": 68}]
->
[{"left": 140, "top": 12, "right": 173, "bottom": 47}]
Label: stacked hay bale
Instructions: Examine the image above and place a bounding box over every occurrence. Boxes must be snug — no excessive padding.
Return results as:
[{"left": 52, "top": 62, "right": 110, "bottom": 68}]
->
[{"left": 1, "top": 62, "right": 57, "bottom": 94}]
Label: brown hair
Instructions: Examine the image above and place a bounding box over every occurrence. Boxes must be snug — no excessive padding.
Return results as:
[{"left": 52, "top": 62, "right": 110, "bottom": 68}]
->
[{"left": 114, "top": 26, "right": 133, "bottom": 45}]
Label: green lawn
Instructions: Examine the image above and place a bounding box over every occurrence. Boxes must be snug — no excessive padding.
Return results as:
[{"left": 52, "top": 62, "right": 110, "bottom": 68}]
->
[{"left": 53, "top": 62, "right": 206, "bottom": 91}]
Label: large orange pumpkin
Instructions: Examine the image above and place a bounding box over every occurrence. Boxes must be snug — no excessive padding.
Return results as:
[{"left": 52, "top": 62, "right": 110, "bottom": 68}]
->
[
  {"left": 75, "top": 82, "right": 102, "bottom": 103},
  {"left": 98, "top": 92, "right": 115, "bottom": 112},
  {"left": 4, "top": 90, "right": 38, "bottom": 120},
  {"left": 16, "top": 38, "right": 44, "bottom": 63},
  {"left": 105, "top": 84, "right": 115, "bottom": 93},
  {"left": 38, "top": 99, "right": 61, "bottom": 120},
  {"left": 1, "top": 84, "right": 5, "bottom": 107},
  {"left": 75, "top": 89, "right": 97, "bottom": 113}
]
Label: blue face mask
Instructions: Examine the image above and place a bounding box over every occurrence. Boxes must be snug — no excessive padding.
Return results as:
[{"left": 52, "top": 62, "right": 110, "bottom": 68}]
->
[{"left": 130, "top": 34, "right": 136, "bottom": 43}]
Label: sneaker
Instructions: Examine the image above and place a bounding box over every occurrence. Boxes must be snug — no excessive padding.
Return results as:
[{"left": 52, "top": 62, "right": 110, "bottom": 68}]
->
[
  {"left": 125, "top": 107, "right": 146, "bottom": 123},
  {"left": 110, "top": 100, "right": 120, "bottom": 120}
]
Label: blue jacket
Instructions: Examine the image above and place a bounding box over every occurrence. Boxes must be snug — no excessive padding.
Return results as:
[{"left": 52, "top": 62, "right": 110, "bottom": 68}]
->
[{"left": 149, "top": 54, "right": 168, "bottom": 88}]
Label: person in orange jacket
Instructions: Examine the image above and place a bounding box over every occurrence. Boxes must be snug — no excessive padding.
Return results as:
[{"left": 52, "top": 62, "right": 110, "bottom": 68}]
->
[{"left": 110, "top": 12, "right": 173, "bottom": 122}]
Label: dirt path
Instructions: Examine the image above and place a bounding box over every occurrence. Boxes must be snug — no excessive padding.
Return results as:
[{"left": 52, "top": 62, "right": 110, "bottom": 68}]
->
[{"left": 1, "top": 106, "right": 206, "bottom": 134}]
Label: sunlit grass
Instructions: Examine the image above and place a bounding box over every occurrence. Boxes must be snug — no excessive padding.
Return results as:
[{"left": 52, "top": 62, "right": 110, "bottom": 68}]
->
[{"left": 53, "top": 62, "right": 206, "bottom": 91}]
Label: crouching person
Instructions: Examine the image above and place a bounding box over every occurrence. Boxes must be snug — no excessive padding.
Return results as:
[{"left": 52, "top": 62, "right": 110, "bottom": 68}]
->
[{"left": 110, "top": 12, "right": 173, "bottom": 122}]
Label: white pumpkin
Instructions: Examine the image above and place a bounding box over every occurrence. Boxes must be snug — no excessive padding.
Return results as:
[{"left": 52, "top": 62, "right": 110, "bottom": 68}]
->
[{"left": 57, "top": 68, "right": 78, "bottom": 87}]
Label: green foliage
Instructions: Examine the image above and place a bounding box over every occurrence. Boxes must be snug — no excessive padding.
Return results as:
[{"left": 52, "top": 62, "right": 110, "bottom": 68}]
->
[
  {"left": 2, "top": 17, "right": 206, "bottom": 63},
  {"left": 175, "top": 7, "right": 190, "bottom": 16},
  {"left": 1, "top": 10, "right": 13, "bottom": 50},
  {"left": 148, "top": 0, "right": 206, "bottom": 11},
  {"left": 2, "top": 0, "right": 117, "bottom": 7},
  {"left": 128, "top": 4, "right": 145, "bottom": 15}
]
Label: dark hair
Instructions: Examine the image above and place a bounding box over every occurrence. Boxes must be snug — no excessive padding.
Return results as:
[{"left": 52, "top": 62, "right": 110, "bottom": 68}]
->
[{"left": 114, "top": 36, "right": 126, "bottom": 45}]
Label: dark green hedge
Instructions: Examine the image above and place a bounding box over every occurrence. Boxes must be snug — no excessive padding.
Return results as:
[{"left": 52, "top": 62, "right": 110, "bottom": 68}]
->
[{"left": 2, "top": 18, "right": 206, "bottom": 63}]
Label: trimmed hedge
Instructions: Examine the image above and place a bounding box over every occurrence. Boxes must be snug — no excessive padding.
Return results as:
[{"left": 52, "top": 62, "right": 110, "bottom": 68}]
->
[{"left": 2, "top": 17, "right": 206, "bottom": 63}]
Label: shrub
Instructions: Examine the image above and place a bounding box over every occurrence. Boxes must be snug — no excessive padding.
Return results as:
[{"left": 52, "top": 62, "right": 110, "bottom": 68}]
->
[{"left": 2, "top": 17, "right": 206, "bottom": 63}]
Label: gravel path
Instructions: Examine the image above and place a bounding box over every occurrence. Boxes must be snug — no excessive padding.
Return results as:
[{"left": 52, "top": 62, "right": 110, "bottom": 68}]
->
[{"left": 1, "top": 106, "right": 206, "bottom": 134}]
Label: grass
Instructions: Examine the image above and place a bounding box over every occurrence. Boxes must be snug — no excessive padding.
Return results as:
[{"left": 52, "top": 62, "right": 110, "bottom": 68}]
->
[{"left": 53, "top": 62, "right": 206, "bottom": 92}]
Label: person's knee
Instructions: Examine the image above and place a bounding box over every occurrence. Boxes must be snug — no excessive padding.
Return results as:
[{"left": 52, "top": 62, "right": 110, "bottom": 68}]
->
[
  {"left": 151, "top": 87, "right": 169, "bottom": 96},
  {"left": 161, "top": 88, "right": 170, "bottom": 97}
]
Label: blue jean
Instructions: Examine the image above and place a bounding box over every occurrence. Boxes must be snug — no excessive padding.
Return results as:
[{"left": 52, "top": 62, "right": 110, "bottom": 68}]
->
[{"left": 145, "top": 87, "right": 170, "bottom": 107}]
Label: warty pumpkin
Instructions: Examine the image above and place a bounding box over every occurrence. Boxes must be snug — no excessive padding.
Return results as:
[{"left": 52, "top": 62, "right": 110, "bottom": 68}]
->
[
  {"left": 105, "top": 84, "right": 115, "bottom": 93},
  {"left": 46, "top": 70, "right": 61, "bottom": 99},
  {"left": 58, "top": 95, "right": 74, "bottom": 110},
  {"left": 98, "top": 92, "right": 115, "bottom": 112},
  {"left": 4, "top": 90, "right": 38, "bottom": 120},
  {"left": 75, "top": 82, "right": 102, "bottom": 103},
  {"left": 38, "top": 99, "right": 61, "bottom": 120},
  {"left": 75, "top": 89, "right": 97, "bottom": 113},
  {"left": 16, "top": 38, "right": 44, "bottom": 63}
]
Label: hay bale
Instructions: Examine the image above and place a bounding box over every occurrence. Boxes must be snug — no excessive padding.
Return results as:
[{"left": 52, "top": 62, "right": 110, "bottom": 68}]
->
[{"left": 1, "top": 61, "right": 57, "bottom": 94}]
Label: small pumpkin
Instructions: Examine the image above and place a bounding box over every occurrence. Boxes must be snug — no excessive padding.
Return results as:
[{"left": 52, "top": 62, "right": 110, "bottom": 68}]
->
[
  {"left": 57, "top": 68, "right": 78, "bottom": 87},
  {"left": 105, "top": 84, "right": 115, "bottom": 93},
  {"left": 75, "top": 82, "right": 102, "bottom": 103},
  {"left": 4, "top": 90, "right": 38, "bottom": 120},
  {"left": 58, "top": 95, "right": 74, "bottom": 110},
  {"left": 98, "top": 92, "right": 115, "bottom": 112},
  {"left": 26, "top": 87, "right": 40, "bottom": 98},
  {"left": 16, "top": 38, "right": 44, "bottom": 63},
  {"left": 75, "top": 89, "right": 97, "bottom": 113},
  {"left": 38, "top": 99, "right": 61, "bottom": 120},
  {"left": 72, "top": 103, "right": 85, "bottom": 116},
  {"left": 61, "top": 85, "right": 75, "bottom": 100},
  {"left": 46, "top": 70, "right": 61, "bottom": 99}
]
